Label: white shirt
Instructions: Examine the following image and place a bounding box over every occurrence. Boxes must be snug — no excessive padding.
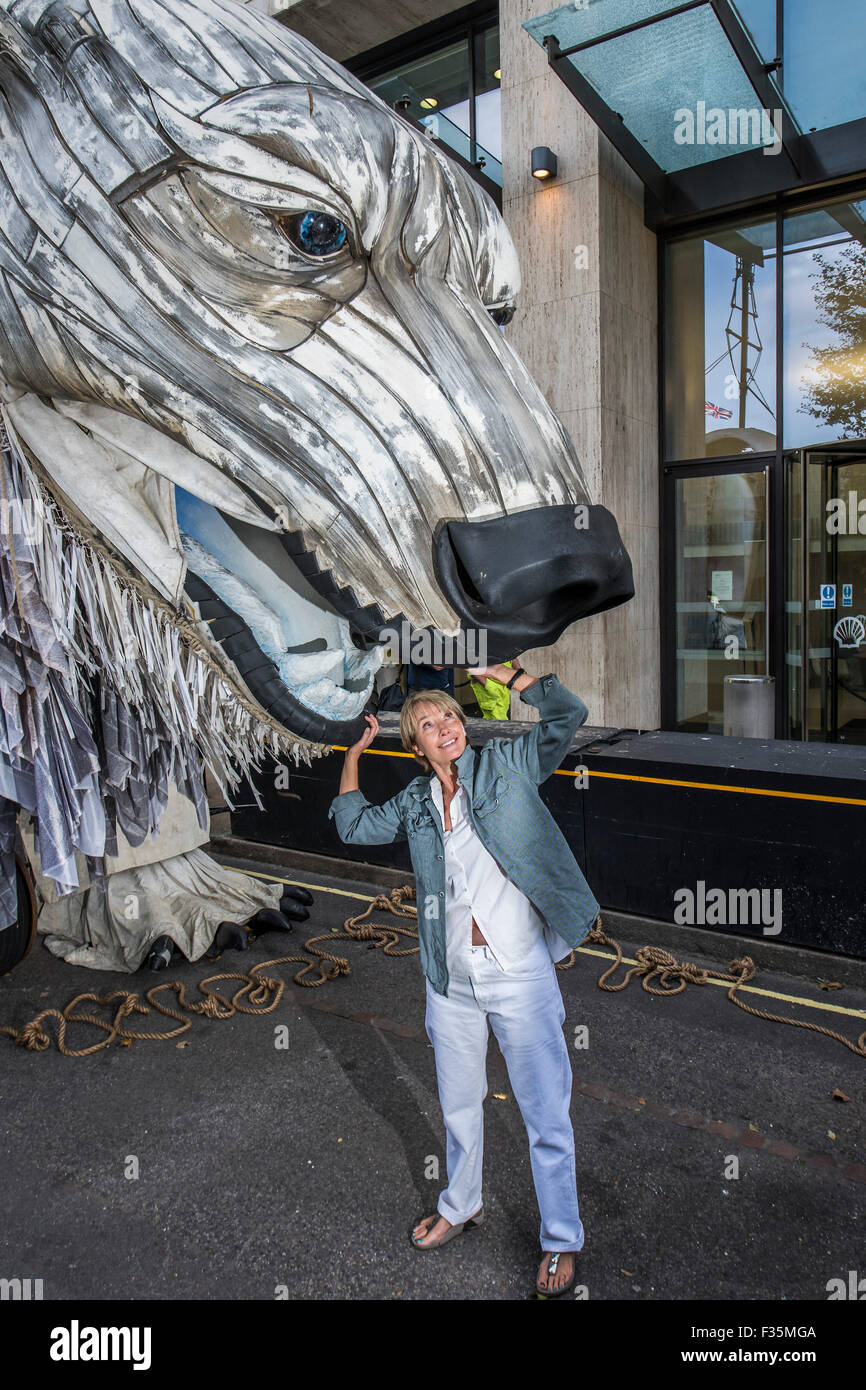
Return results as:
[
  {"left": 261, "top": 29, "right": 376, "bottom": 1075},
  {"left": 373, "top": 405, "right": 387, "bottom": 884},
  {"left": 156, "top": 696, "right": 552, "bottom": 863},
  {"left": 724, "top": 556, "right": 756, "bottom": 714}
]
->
[{"left": 429, "top": 776, "right": 572, "bottom": 975}]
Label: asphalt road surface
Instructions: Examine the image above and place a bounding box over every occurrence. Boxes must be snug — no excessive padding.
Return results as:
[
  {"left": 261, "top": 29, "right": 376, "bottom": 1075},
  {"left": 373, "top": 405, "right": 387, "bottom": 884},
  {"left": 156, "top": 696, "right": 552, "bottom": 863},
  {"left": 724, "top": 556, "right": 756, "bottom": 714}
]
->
[{"left": 1, "top": 849, "right": 864, "bottom": 1305}]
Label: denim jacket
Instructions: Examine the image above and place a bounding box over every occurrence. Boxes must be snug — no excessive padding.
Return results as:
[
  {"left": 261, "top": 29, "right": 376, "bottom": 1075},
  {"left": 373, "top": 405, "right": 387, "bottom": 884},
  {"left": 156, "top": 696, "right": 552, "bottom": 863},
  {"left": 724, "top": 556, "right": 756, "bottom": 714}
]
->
[{"left": 327, "top": 673, "right": 600, "bottom": 997}]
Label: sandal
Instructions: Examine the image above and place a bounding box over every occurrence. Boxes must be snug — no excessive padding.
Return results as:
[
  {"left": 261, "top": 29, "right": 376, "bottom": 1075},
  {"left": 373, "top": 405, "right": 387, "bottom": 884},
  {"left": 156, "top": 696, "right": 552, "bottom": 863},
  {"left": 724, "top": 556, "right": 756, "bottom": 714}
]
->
[
  {"left": 536, "top": 1249, "right": 579, "bottom": 1297},
  {"left": 410, "top": 1207, "right": 484, "bottom": 1249}
]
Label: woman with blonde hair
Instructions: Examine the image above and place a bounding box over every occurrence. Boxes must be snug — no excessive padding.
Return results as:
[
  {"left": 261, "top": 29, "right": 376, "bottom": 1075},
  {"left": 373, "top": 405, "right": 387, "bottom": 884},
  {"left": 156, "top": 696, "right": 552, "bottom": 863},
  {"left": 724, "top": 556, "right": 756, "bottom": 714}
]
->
[{"left": 328, "top": 662, "right": 599, "bottom": 1297}]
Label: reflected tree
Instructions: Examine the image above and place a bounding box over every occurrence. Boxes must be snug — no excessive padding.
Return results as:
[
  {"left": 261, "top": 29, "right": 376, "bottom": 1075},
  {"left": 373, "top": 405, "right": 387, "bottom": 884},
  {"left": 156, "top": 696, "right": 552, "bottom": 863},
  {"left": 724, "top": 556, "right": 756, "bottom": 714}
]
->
[{"left": 801, "top": 243, "right": 866, "bottom": 436}]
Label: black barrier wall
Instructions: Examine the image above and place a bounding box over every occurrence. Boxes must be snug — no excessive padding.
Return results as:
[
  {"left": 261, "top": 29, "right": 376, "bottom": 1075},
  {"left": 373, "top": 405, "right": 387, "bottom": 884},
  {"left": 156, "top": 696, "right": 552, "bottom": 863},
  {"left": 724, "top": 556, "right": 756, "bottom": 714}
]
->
[{"left": 229, "top": 715, "right": 866, "bottom": 959}]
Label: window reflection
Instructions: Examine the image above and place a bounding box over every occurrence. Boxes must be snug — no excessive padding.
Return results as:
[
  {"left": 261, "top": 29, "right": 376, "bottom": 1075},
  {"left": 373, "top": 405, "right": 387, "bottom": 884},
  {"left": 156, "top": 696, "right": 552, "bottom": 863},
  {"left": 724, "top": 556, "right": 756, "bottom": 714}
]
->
[
  {"left": 363, "top": 25, "right": 501, "bottom": 184},
  {"left": 665, "top": 221, "right": 776, "bottom": 460},
  {"left": 784, "top": 451, "right": 804, "bottom": 741},
  {"left": 675, "top": 471, "right": 767, "bottom": 732},
  {"left": 367, "top": 39, "right": 472, "bottom": 157},
  {"left": 783, "top": 199, "right": 866, "bottom": 448},
  {"left": 476, "top": 24, "right": 501, "bottom": 166},
  {"left": 786, "top": 451, "right": 866, "bottom": 743},
  {"left": 730, "top": 0, "right": 776, "bottom": 65},
  {"left": 783, "top": 0, "right": 866, "bottom": 133},
  {"left": 730, "top": 1, "right": 866, "bottom": 133}
]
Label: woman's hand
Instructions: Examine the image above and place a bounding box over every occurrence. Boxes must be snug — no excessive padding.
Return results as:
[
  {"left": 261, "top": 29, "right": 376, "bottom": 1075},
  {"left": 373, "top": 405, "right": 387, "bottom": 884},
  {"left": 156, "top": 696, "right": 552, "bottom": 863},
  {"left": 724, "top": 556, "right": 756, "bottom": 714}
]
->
[
  {"left": 468, "top": 663, "right": 537, "bottom": 693},
  {"left": 468, "top": 663, "right": 513, "bottom": 685},
  {"left": 346, "top": 712, "right": 379, "bottom": 758},
  {"left": 340, "top": 713, "right": 378, "bottom": 795}
]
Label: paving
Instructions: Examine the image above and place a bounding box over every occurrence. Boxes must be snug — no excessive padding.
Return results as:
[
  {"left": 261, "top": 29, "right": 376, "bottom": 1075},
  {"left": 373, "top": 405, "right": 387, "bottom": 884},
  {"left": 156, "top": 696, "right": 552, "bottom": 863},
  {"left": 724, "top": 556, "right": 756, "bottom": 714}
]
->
[{"left": 0, "top": 846, "right": 864, "bottom": 1303}]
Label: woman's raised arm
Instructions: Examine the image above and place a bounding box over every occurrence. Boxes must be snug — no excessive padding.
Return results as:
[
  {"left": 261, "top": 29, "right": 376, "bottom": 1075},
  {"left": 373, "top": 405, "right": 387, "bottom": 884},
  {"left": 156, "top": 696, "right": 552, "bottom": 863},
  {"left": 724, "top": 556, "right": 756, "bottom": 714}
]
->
[
  {"left": 338, "top": 712, "right": 379, "bottom": 795},
  {"left": 329, "top": 713, "right": 408, "bottom": 845}
]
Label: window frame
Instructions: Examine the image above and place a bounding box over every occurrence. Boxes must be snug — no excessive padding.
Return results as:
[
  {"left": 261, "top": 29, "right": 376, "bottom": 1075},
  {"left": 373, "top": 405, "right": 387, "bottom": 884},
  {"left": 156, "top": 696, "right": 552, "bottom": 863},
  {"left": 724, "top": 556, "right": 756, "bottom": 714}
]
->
[
  {"left": 343, "top": 1, "right": 501, "bottom": 206},
  {"left": 659, "top": 180, "right": 866, "bottom": 734}
]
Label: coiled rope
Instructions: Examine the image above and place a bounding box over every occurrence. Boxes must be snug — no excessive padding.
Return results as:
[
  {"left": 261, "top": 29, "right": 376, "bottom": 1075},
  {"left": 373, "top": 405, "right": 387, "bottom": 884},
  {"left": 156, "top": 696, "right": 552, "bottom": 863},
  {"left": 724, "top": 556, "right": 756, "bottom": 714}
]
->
[
  {"left": 582, "top": 917, "right": 866, "bottom": 1058},
  {"left": 0, "top": 886, "right": 419, "bottom": 1057},
  {"left": 2, "top": 889, "right": 864, "bottom": 1057}
]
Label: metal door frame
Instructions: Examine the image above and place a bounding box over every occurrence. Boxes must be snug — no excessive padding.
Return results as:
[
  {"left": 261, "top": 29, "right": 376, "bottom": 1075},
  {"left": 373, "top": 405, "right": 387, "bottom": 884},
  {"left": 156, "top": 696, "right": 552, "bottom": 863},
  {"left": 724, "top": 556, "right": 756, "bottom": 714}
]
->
[
  {"left": 797, "top": 443, "right": 866, "bottom": 741},
  {"left": 662, "top": 456, "right": 775, "bottom": 731}
]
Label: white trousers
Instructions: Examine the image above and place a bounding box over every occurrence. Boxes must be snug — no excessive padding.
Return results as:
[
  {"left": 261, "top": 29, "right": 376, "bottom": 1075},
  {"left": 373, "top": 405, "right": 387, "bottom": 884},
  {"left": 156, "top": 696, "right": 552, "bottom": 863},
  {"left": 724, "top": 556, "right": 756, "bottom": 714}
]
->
[{"left": 424, "top": 935, "right": 585, "bottom": 1252}]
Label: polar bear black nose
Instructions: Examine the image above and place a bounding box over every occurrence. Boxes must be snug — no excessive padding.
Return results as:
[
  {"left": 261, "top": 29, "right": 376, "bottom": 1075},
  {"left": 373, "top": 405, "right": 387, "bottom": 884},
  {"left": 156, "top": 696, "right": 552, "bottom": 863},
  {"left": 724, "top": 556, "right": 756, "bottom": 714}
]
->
[{"left": 433, "top": 503, "right": 634, "bottom": 662}]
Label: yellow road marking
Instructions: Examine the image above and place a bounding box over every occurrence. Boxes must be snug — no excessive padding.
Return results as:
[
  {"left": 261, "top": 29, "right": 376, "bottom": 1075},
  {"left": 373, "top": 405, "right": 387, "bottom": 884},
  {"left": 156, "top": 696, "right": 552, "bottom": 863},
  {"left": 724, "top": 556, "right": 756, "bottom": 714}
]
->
[
  {"left": 570, "top": 768, "right": 866, "bottom": 807},
  {"left": 328, "top": 745, "right": 866, "bottom": 806},
  {"left": 226, "top": 866, "right": 866, "bottom": 1022},
  {"left": 577, "top": 946, "right": 866, "bottom": 1020},
  {"left": 230, "top": 865, "right": 377, "bottom": 901}
]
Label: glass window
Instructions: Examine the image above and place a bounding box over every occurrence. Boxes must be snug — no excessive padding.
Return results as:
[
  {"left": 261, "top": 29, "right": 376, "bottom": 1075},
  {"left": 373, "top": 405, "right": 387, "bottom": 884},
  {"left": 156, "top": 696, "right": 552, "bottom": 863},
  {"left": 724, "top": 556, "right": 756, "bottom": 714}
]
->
[
  {"left": 665, "top": 219, "right": 777, "bottom": 460},
  {"left": 366, "top": 39, "right": 473, "bottom": 163},
  {"left": 730, "top": 0, "right": 777, "bottom": 65},
  {"left": 475, "top": 23, "right": 501, "bottom": 168},
  {"left": 674, "top": 469, "right": 768, "bottom": 732},
  {"left": 782, "top": 0, "right": 866, "bottom": 133},
  {"left": 733, "top": 0, "right": 866, "bottom": 133},
  {"left": 782, "top": 198, "right": 866, "bottom": 448},
  {"left": 786, "top": 450, "right": 866, "bottom": 743},
  {"left": 784, "top": 450, "right": 804, "bottom": 740},
  {"left": 363, "top": 24, "right": 501, "bottom": 185}
]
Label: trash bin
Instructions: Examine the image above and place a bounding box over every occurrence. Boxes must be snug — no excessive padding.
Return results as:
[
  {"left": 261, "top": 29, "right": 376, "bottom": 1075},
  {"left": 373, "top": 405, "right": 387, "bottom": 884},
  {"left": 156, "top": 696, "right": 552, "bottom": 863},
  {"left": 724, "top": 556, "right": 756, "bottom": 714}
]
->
[{"left": 723, "top": 675, "right": 775, "bottom": 739}]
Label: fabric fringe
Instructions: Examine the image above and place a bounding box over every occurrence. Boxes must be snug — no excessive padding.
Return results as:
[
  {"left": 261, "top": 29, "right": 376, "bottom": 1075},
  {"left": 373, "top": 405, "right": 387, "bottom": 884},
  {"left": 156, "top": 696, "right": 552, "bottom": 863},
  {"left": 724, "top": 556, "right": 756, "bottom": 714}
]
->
[{"left": 0, "top": 410, "right": 333, "bottom": 921}]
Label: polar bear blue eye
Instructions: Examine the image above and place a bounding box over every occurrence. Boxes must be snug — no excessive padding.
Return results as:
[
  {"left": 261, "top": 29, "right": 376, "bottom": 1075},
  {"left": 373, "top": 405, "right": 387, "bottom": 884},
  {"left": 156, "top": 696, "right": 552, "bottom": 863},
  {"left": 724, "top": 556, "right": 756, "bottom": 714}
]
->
[{"left": 280, "top": 210, "right": 348, "bottom": 257}]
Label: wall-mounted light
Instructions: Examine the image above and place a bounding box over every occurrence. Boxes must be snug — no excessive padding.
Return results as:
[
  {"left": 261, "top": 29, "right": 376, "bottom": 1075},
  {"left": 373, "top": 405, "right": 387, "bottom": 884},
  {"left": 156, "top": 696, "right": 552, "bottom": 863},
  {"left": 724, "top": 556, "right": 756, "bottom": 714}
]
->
[
  {"left": 493, "top": 68, "right": 501, "bottom": 80},
  {"left": 419, "top": 96, "right": 438, "bottom": 109},
  {"left": 531, "top": 146, "right": 557, "bottom": 180}
]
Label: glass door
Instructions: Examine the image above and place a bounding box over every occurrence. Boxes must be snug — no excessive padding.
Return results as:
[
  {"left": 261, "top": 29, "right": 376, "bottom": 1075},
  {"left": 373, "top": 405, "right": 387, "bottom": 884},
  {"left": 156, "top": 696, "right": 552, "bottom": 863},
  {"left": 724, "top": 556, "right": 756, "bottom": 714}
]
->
[
  {"left": 671, "top": 464, "right": 770, "bottom": 733},
  {"left": 788, "top": 448, "right": 866, "bottom": 742}
]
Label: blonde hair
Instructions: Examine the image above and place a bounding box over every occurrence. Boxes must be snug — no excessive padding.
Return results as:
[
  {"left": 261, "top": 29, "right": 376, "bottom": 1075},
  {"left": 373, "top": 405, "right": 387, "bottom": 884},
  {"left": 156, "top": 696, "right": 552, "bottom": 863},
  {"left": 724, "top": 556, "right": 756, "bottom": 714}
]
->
[{"left": 400, "top": 688, "right": 467, "bottom": 772}]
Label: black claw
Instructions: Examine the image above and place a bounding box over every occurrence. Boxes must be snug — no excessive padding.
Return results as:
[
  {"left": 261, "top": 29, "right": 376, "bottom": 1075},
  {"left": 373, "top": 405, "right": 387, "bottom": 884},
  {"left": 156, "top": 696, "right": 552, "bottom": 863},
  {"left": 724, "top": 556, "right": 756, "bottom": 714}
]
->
[
  {"left": 278, "top": 895, "right": 310, "bottom": 922},
  {"left": 213, "top": 921, "right": 249, "bottom": 952},
  {"left": 247, "top": 908, "right": 296, "bottom": 938},
  {"left": 278, "top": 883, "right": 314, "bottom": 906}
]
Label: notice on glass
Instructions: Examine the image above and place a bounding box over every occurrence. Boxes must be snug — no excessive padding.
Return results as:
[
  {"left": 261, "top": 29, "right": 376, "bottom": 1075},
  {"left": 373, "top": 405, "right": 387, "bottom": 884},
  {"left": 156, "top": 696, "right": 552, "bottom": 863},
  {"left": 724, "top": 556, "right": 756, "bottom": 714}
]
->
[{"left": 711, "top": 570, "right": 733, "bottom": 601}]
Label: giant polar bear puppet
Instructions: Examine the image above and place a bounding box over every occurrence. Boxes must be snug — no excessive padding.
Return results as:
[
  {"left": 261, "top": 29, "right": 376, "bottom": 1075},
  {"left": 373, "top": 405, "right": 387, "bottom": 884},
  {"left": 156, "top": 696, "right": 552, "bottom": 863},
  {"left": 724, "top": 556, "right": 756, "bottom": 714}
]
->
[{"left": 0, "top": 0, "right": 633, "bottom": 969}]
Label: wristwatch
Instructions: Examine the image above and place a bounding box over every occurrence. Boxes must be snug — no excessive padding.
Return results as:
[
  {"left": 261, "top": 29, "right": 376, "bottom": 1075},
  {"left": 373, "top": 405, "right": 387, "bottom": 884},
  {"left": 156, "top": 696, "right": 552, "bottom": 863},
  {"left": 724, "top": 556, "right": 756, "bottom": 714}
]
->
[{"left": 505, "top": 665, "right": 524, "bottom": 690}]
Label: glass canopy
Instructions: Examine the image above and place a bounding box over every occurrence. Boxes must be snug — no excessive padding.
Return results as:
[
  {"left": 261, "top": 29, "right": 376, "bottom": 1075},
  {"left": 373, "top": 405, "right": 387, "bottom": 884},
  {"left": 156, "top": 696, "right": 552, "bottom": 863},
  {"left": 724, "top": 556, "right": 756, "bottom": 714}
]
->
[
  {"left": 524, "top": 0, "right": 704, "bottom": 50},
  {"left": 523, "top": 1, "right": 788, "bottom": 175}
]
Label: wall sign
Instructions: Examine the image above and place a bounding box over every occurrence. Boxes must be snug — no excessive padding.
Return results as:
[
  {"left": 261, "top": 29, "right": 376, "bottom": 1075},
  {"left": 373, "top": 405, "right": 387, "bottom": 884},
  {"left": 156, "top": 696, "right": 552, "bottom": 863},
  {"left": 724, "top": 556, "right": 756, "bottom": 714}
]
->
[{"left": 711, "top": 569, "right": 733, "bottom": 601}]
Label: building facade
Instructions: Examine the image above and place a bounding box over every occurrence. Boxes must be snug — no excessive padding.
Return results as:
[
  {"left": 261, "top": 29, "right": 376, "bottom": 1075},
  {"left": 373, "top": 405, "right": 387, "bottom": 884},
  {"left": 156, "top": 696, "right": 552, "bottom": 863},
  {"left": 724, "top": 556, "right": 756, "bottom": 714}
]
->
[{"left": 249, "top": 0, "right": 866, "bottom": 746}]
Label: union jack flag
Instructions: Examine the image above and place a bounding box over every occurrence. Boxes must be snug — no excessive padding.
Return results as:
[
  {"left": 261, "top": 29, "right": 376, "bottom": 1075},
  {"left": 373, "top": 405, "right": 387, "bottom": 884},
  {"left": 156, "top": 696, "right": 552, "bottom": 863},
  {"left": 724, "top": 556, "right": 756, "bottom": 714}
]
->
[{"left": 705, "top": 400, "right": 733, "bottom": 420}]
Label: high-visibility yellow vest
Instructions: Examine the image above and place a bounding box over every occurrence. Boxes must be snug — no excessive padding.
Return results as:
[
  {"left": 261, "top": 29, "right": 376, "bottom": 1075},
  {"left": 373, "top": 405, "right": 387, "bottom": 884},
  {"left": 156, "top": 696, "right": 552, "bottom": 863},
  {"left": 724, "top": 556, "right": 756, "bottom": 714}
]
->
[{"left": 469, "top": 660, "right": 513, "bottom": 720}]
